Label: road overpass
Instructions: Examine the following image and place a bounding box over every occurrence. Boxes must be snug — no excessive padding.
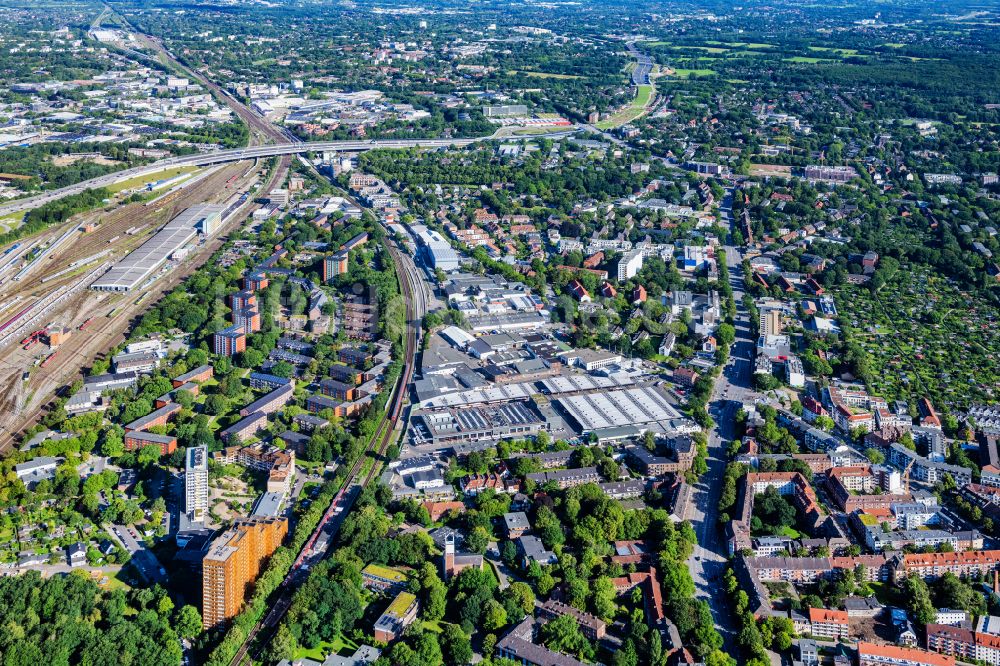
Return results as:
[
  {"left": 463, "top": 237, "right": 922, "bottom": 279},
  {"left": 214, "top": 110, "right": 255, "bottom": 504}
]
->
[{"left": 0, "top": 136, "right": 485, "bottom": 218}]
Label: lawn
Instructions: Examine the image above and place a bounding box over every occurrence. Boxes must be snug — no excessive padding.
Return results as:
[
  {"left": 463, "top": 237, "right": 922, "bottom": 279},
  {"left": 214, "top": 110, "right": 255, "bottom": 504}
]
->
[
  {"left": 705, "top": 41, "right": 775, "bottom": 49},
  {"left": 807, "top": 46, "right": 860, "bottom": 56},
  {"left": 0, "top": 211, "right": 24, "bottom": 232},
  {"left": 422, "top": 620, "right": 446, "bottom": 633},
  {"left": 669, "top": 45, "right": 729, "bottom": 54},
  {"left": 293, "top": 635, "right": 358, "bottom": 662},
  {"left": 633, "top": 84, "right": 653, "bottom": 107},
  {"left": 784, "top": 56, "right": 835, "bottom": 64},
  {"left": 596, "top": 83, "right": 655, "bottom": 130},
  {"left": 107, "top": 166, "right": 199, "bottom": 194},
  {"left": 671, "top": 68, "right": 716, "bottom": 78}
]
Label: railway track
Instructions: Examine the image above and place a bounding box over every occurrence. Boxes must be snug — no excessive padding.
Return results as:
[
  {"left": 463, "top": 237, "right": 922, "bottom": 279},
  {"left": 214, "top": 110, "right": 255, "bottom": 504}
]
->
[
  {"left": 0, "top": 161, "right": 275, "bottom": 453},
  {"left": 228, "top": 243, "right": 420, "bottom": 666}
]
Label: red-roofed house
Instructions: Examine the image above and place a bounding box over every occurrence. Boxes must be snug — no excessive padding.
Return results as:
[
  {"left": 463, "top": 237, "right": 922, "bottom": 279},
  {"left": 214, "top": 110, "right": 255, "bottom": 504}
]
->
[
  {"left": 808, "top": 607, "right": 848, "bottom": 640},
  {"left": 896, "top": 550, "right": 1000, "bottom": 581},
  {"left": 567, "top": 280, "right": 591, "bottom": 302},
  {"left": 858, "top": 641, "right": 954, "bottom": 666}
]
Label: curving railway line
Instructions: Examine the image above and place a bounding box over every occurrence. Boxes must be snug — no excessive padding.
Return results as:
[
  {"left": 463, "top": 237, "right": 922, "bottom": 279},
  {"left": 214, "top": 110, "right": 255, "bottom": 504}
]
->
[{"left": 227, "top": 244, "right": 420, "bottom": 666}]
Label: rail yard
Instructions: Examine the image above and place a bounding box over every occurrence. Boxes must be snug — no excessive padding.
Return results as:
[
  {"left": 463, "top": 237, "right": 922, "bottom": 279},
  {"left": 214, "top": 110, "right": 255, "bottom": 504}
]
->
[{"left": 0, "top": 156, "right": 283, "bottom": 452}]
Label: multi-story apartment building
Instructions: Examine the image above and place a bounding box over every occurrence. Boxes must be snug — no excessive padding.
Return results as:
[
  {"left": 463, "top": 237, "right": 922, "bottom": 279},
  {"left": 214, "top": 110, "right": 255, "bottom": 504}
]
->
[
  {"left": 172, "top": 364, "right": 213, "bottom": 387},
  {"left": 219, "top": 411, "right": 268, "bottom": 444},
  {"left": 202, "top": 516, "right": 288, "bottom": 629},
  {"left": 858, "top": 641, "right": 955, "bottom": 666},
  {"left": 373, "top": 591, "right": 419, "bottom": 643},
  {"left": 539, "top": 600, "right": 607, "bottom": 640},
  {"left": 213, "top": 325, "right": 247, "bottom": 357},
  {"left": 808, "top": 608, "right": 849, "bottom": 640},
  {"left": 894, "top": 550, "right": 1000, "bottom": 581},
  {"left": 323, "top": 250, "right": 349, "bottom": 282},
  {"left": 124, "top": 431, "right": 177, "bottom": 455},
  {"left": 927, "top": 624, "right": 977, "bottom": 663},
  {"left": 124, "top": 402, "right": 181, "bottom": 432},
  {"left": 229, "top": 291, "right": 257, "bottom": 312},
  {"left": 239, "top": 382, "right": 294, "bottom": 417},
  {"left": 185, "top": 446, "right": 208, "bottom": 520},
  {"left": 214, "top": 443, "right": 295, "bottom": 494},
  {"left": 231, "top": 308, "right": 261, "bottom": 334},
  {"left": 525, "top": 467, "right": 600, "bottom": 490}
]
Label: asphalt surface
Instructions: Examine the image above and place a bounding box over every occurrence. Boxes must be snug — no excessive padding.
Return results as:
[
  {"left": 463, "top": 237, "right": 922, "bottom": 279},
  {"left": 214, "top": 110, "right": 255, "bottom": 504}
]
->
[
  {"left": 628, "top": 42, "right": 653, "bottom": 86},
  {"left": 105, "top": 522, "right": 167, "bottom": 585},
  {"left": 684, "top": 188, "right": 757, "bottom": 649}
]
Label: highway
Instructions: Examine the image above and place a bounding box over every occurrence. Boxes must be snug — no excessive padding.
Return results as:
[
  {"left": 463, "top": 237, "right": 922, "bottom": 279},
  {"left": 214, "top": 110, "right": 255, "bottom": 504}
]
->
[
  {"left": 0, "top": 137, "right": 482, "bottom": 219},
  {"left": 628, "top": 42, "right": 653, "bottom": 86}
]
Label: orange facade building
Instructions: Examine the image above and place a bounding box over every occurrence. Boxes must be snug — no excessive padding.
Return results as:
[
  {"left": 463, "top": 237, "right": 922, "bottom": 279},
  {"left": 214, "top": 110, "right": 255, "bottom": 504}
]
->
[{"left": 202, "top": 516, "right": 288, "bottom": 629}]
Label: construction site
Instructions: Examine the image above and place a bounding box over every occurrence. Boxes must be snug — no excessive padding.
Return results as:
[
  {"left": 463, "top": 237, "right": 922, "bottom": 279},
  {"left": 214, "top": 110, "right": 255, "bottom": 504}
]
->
[{"left": 0, "top": 154, "right": 292, "bottom": 452}]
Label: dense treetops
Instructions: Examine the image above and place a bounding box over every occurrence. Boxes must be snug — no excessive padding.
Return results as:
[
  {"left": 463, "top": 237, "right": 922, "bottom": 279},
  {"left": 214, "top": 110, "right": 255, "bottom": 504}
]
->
[{"left": 0, "top": 571, "right": 199, "bottom": 666}]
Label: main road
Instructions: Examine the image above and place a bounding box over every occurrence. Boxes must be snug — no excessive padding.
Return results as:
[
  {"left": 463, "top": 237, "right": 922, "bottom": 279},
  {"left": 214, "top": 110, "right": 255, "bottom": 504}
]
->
[{"left": 684, "top": 196, "right": 758, "bottom": 649}]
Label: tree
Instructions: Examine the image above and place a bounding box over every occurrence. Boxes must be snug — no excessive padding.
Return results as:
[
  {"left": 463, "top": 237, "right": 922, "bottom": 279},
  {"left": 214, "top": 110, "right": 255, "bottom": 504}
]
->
[
  {"left": 751, "top": 487, "right": 797, "bottom": 535},
  {"left": 441, "top": 623, "right": 472, "bottom": 665},
  {"left": 204, "top": 394, "right": 228, "bottom": 416},
  {"left": 537, "top": 572, "right": 556, "bottom": 596},
  {"left": 814, "top": 415, "right": 835, "bottom": 432},
  {"left": 482, "top": 599, "right": 509, "bottom": 632},
  {"left": 416, "top": 631, "right": 443, "bottom": 666},
  {"left": 266, "top": 624, "right": 297, "bottom": 664},
  {"left": 137, "top": 444, "right": 162, "bottom": 466},
  {"left": 903, "top": 575, "right": 936, "bottom": 626},
  {"left": 465, "top": 526, "right": 490, "bottom": 554},
  {"left": 934, "top": 572, "right": 987, "bottom": 618},
  {"left": 174, "top": 605, "right": 203, "bottom": 639},
  {"left": 591, "top": 576, "right": 617, "bottom": 620},
  {"left": 102, "top": 428, "right": 125, "bottom": 457},
  {"left": 121, "top": 398, "right": 152, "bottom": 424},
  {"left": 504, "top": 582, "right": 535, "bottom": 615},
  {"left": 174, "top": 389, "right": 195, "bottom": 410},
  {"left": 539, "top": 614, "right": 594, "bottom": 661},
  {"left": 864, "top": 448, "right": 885, "bottom": 464}
]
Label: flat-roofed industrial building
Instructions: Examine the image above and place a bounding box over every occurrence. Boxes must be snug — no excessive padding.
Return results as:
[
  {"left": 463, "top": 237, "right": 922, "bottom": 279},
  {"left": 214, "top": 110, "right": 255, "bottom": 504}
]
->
[
  {"left": 555, "top": 386, "right": 681, "bottom": 433},
  {"left": 92, "top": 204, "right": 224, "bottom": 292}
]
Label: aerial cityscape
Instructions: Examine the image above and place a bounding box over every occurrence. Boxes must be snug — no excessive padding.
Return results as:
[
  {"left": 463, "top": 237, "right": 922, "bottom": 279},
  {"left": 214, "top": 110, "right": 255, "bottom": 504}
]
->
[{"left": 0, "top": 0, "right": 999, "bottom": 665}]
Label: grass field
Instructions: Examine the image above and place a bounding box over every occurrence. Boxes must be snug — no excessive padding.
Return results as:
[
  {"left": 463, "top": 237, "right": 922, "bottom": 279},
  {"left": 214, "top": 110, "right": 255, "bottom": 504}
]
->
[
  {"left": 808, "top": 46, "right": 861, "bottom": 56},
  {"left": 0, "top": 211, "right": 24, "bottom": 232},
  {"left": 784, "top": 56, "right": 835, "bottom": 64},
  {"left": 670, "top": 45, "right": 729, "bottom": 54},
  {"left": 108, "top": 166, "right": 199, "bottom": 194},
  {"left": 671, "top": 68, "right": 716, "bottom": 78},
  {"left": 596, "top": 83, "right": 654, "bottom": 130},
  {"left": 705, "top": 41, "right": 775, "bottom": 49},
  {"left": 293, "top": 635, "right": 358, "bottom": 662}
]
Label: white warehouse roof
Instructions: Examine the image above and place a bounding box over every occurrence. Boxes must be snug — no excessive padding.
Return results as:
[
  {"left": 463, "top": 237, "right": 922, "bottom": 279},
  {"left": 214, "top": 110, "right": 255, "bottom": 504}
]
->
[{"left": 92, "top": 203, "right": 223, "bottom": 292}]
